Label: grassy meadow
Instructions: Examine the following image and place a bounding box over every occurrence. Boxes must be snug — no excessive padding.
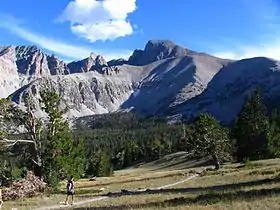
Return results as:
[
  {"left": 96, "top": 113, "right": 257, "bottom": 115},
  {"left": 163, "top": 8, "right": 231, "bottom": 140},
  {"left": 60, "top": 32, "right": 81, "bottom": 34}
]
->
[{"left": 3, "top": 153, "right": 280, "bottom": 210}]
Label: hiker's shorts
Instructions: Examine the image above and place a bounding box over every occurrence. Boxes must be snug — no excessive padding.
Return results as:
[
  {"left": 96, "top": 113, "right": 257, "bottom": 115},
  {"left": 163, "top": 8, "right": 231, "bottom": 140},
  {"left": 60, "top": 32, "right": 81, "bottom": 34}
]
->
[{"left": 67, "top": 191, "right": 74, "bottom": 196}]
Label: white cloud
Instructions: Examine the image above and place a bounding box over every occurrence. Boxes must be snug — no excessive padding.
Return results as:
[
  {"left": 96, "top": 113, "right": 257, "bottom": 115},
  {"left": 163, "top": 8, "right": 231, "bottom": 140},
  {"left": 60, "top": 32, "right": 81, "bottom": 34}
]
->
[
  {"left": 213, "top": 52, "right": 242, "bottom": 60},
  {"left": 0, "top": 15, "right": 132, "bottom": 61},
  {"left": 58, "top": 0, "right": 137, "bottom": 42},
  {"left": 214, "top": 43, "right": 280, "bottom": 61}
]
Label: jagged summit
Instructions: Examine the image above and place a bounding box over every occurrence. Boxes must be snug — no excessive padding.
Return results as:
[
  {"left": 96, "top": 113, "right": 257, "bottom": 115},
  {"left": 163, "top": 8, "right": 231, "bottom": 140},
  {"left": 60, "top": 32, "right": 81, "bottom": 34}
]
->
[
  {"left": 144, "top": 39, "right": 192, "bottom": 53},
  {"left": 128, "top": 39, "right": 195, "bottom": 66},
  {"left": 0, "top": 45, "right": 38, "bottom": 53},
  {"left": 15, "top": 45, "right": 40, "bottom": 55},
  {"left": 89, "top": 52, "right": 98, "bottom": 59},
  {"left": 67, "top": 53, "right": 109, "bottom": 74}
]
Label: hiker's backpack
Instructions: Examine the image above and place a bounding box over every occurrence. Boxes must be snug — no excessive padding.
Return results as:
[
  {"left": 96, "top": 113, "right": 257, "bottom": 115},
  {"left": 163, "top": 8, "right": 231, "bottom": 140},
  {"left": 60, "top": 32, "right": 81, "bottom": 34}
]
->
[{"left": 67, "top": 181, "right": 73, "bottom": 192}]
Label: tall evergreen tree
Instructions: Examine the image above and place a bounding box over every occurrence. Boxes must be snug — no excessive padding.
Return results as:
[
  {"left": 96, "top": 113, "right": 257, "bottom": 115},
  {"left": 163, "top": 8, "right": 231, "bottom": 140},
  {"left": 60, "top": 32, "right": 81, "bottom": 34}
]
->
[
  {"left": 192, "top": 113, "right": 231, "bottom": 170},
  {"left": 232, "top": 89, "right": 269, "bottom": 161},
  {"left": 40, "top": 90, "right": 85, "bottom": 188},
  {"left": 267, "top": 109, "right": 280, "bottom": 157}
]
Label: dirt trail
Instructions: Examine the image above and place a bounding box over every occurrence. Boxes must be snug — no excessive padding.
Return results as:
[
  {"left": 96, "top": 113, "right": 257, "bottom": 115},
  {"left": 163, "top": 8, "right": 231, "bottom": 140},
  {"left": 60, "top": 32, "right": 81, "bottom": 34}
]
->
[{"left": 33, "top": 174, "right": 198, "bottom": 210}]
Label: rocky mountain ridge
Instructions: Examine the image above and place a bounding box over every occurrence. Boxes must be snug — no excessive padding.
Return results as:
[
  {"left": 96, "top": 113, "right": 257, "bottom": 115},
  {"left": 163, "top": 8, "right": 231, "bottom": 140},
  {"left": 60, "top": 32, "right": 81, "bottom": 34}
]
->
[{"left": 0, "top": 40, "right": 278, "bottom": 124}]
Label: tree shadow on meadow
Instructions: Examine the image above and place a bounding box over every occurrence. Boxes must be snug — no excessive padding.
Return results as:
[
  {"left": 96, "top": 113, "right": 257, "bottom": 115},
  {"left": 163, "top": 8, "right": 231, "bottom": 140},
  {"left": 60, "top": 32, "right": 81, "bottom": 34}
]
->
[
  {"left": 151, "top": 157, "right": 212, "bottom": 171},
  {"left": 72, "top": 176, "right": 280, "bottom": 210},
  {"left": 73, "top": 187, "right": 280, "bottom": 210}
]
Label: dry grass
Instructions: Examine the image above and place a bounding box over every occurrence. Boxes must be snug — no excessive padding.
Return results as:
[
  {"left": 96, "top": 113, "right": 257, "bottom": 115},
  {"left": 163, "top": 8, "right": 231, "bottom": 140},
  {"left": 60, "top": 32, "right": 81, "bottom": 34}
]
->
[
  {"left": 71, "top": 158, "right": 280, "bottom": 210},
  {"left": 3, "top": 155, "right": 280, "bottom": 210},
  {"left": 75, "top": 168, "right": 189, "bottom": 189}
]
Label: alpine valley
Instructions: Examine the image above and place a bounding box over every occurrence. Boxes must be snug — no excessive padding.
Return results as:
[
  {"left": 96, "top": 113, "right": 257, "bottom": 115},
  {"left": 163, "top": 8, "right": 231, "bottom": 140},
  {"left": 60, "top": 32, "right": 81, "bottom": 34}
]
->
[{"left": 1, "top": 40, "right": 280, "bottom": 125}]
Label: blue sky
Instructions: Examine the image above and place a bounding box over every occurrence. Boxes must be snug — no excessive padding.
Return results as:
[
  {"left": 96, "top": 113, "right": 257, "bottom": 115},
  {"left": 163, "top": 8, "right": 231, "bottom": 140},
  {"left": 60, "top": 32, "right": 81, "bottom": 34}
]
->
[{"left": 0, "top": 0, "right": 280, "bottom": 61}]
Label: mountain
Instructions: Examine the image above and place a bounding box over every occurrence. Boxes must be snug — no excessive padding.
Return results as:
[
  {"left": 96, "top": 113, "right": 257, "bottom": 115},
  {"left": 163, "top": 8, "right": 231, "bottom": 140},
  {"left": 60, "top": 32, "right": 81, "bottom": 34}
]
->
[
  {"left": 67, "top": 53, "right": 114, "bottom": 74},
  {"left": 1, "top": 40, "right": 279, "bottom": 124},
  {"left": 10, "top": 67, "right": 142, "bottom": 119},
  {"left": 128, "top": 40, "right": 196, "bottom": 66},
  {"left": 168, "top": 57, "right": 280, "bottom": 124},
  {"left": 3, "top": 40, "right": 227, "bottom": 120},
  {"left": 122, "top": 53, "right": 230, "bottom": 115},
  {"left": 13, "top": 46, "right": 70, "bottom": 76}
]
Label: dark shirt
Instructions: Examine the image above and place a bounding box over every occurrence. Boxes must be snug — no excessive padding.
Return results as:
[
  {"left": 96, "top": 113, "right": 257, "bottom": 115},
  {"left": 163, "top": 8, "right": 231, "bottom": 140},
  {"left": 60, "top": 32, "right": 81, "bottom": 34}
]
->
[{"left": 67, "top": 180, "right": 74, "bottom": 192}]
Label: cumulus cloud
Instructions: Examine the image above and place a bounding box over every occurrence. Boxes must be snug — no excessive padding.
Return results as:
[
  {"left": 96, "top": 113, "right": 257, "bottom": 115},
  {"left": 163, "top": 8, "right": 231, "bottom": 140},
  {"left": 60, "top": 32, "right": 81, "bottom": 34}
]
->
[
  {"left": 0, "top": 14, "right": 132, "bottom": 61},
  {"left": 58, "top": 0, "right": 137, "bottom": 42}
]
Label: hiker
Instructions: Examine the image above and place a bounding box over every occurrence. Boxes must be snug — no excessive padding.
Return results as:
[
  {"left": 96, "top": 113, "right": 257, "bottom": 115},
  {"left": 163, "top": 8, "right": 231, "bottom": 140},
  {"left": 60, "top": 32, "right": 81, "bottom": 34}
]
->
[{"left": 64, "top": 176, "right": 74, "bottom": 205}]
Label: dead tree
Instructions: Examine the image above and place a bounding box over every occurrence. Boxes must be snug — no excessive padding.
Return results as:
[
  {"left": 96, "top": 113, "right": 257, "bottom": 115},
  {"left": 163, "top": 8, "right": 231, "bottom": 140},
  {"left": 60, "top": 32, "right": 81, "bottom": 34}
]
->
[{"left": 0, "top": 98, "right": 43, "bottom": 177}]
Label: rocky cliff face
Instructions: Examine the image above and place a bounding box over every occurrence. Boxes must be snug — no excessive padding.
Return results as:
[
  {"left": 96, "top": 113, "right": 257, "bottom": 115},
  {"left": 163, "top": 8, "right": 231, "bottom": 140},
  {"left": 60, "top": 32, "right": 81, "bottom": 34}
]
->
[
  {"left": 14, "top": 46, "right": 71, "bottom": 76},
  {"left": 128, "top": 40, "right": 195, "bottom": 66},
  {"left": 67, "top": 53, "right": 120, "bottom": 75},
  {"left": 0, "top": 46, "right": 24, "bottom": 98},
  {"left": 0, "top": 45, "right": 70, "bottom": 98},
  {"left": 1, "top": 40, "right": 280, "bottom": 123},
  {"left": 10, "top": 70, "right": 135, "bottom": 120}
]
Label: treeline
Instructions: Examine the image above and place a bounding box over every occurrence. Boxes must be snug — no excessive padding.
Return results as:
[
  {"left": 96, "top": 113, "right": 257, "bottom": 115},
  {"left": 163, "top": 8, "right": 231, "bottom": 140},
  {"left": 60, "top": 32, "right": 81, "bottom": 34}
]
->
[
  {"left": 1, "top": 88, "right": 280, "bottom": 191},
  {"left": 74, "top": 113, "right": 184, "bottom": 176},
  {"left": 185, "top": 89, "right": 280, "bottom": 169},
  {"left": 75, "top": 89, "right": 280, "bottom": 176}
]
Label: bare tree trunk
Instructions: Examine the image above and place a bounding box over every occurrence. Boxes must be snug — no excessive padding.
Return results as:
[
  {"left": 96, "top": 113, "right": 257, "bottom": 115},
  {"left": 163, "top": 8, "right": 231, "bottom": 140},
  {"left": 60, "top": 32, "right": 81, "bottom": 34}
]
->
[
  {"left": 0, "top": 98, "right": 44, "bottom": 178},
  {"left": 26, "top": 109, "right": 43, "bottom": 178}
]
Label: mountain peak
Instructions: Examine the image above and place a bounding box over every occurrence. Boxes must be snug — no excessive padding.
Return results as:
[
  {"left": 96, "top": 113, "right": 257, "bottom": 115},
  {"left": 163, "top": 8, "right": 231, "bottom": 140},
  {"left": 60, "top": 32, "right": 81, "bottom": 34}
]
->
[
  {"left": 0, "top": 45, "right": 14, "bottom": 57},
  {"left": 89, "top": 52, "right": 97, "bottom": 59},
  {"left": 128, "top": 40, "right": 194, "bottom": 66},
  {"left": 67, "top": 53, "right": 109, "bottom": 73},
  {"left": 145, "top": 39, "right": 176, "bottom": 49},
  {"left": 15, "top": 45, "right": 40, "bottom": 55}
]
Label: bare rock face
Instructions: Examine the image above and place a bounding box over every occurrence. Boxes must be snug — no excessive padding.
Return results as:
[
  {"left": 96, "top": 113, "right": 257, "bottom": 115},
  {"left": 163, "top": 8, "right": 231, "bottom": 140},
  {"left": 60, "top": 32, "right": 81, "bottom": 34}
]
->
[
  {"left": 47, "top": 54, "right": 70, "bottom": 75},
  {"left": 3, "top": 39, "right": 280, "bottom": 124},
  {"left": 122, "top": 53, "right": 230, "bottom": 115},
  {"left": 67, "top": 53, "right": 98, "bottom": 73},
  {"left": 168, "top": 57, "right": 280, "bottom": 124},
  {"left": 128, "top": 40, "right": 195, "bottom": 66},
  {"left": 0, "top": 46, "right": 70, "bottom": 77},
  {"left": 67, "top": 53, "right": 122, "bottom": 76},
  {"left": 0, "top": 40, "right": 233, "bottom": 121},
  {"left": 15, "top": 46, "right": 50, "bottom": 76},
  {"left": 108, "top": 58, "right": 127, "bottom": 66},
  {"left": 9, "top": 69, "right": 138, "bottom": 120},
  {"left": 68, "top": 53, "right": 108, "bottom": 73},
  {"left": 0, "top": 46, "right": 22, "bottom": 97},
  {"left": 0, "top": 45, "right": 72, "bottom": 97},
  {"left": 14, "top": 46, "right": 71, "bottom": 76}
]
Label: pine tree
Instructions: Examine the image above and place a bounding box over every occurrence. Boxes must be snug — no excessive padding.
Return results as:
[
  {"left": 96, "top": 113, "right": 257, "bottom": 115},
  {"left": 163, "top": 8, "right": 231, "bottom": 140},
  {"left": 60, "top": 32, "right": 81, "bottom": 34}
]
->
[
  {"left": 97, "top": 151, "right": 113, "bottom": 177},
  {"left": 232, "top": 89, "right": 269, "bottom": 161},
  {"left": 40, "top": 90, "right": 85, "bottom": 188},
  {"left": 192, "top": 113, "right": 231, "bottom": 170},
  {"left": 267, "top": 109, "right": 280, "bottom": 157}
]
